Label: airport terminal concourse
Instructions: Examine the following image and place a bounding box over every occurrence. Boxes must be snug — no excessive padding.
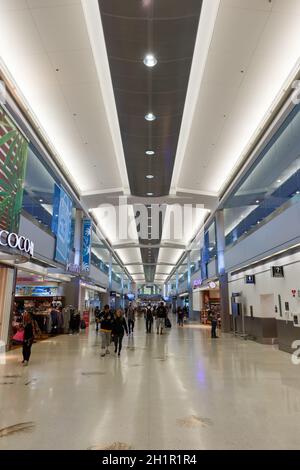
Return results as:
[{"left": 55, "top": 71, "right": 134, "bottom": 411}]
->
[{"left": 1, "top": 0, "right": 300, "bottom": 456}]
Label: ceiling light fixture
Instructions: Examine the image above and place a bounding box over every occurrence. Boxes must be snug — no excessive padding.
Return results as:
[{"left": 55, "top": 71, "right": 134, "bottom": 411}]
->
[
  {"left": 147, "top": 193, "right": 154, "bottom": 196},
  {"left": 277, "top": 179, "right": 282, "bottom": 183},
  {"left": 146, "top": 175, "right": 154, "bottom": 179},
  {"left": 146, "top": 150, "right": 155, "bottom": 156},
  {"left": 143, "top": 54, "right": 157, "bottom": 68},
  {"left": 256, "top": 200, "right": 260, "bottom": 204},
  {"left": 145, "top": 113, "right": 156, "bottom": 121}
]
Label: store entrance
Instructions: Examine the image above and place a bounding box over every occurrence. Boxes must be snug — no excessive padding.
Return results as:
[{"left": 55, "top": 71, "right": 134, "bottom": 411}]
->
[
  {"left": 11, "top": 270, "right": 66, "bottom": 347},
  {"left": 200, "top": 283, "right": 221, "bottom": 329}
]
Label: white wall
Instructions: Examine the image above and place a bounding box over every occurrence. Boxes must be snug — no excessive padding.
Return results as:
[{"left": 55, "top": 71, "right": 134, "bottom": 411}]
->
[
  {"left": 89, "top": 265, "right": 109, "bottom": 288},
  {"left": 19, "top": 215, "right": 55, "bottom": 261},
  {"left": 228, "top": 251, "right": 300, "bottom": 322}
]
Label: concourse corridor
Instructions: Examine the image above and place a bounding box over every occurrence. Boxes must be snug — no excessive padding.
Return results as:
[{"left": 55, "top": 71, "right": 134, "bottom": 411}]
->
[{"left": 0, "top": 318, "right": 300, "bottom": 450}]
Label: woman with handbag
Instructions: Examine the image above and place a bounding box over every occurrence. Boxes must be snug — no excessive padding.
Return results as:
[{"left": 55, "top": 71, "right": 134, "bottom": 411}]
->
[{"left": 22, "top": 312, "right": 34, "bottom": 366}]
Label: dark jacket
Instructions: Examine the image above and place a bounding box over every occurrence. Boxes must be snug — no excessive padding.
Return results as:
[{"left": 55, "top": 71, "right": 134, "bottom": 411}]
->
[
  {"left": 100, "top": 311, "right": 113, "bottom": 331},
  {"left": 24, "top": 322, "right": 34, "bottom": 344},
  {"left": 146, "top": 308, "right": 153, "bottom": 320},
  {"left": 112, "top": 316, "right": 128, "bottom": 336},
  {"left": 157, "top": 306, "right": 167, "bottom": 318}
]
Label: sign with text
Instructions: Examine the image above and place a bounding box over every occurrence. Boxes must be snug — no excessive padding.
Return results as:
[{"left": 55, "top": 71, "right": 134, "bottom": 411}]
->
[{"left": 271, "top": 266, "right": 284, "bottom": 278}]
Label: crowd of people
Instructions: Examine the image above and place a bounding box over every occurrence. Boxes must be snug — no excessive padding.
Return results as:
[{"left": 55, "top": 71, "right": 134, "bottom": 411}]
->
[{"left": 17, "top": 299, "right": 219, "bottom": 365}]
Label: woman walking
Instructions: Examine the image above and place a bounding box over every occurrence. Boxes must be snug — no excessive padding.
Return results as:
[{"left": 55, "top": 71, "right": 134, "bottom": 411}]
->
[
  {"left": 22, "top": 312, "right": 34, "bottom": 366},
  {"left": 111, "top": 309, "right": 128, "bottom": 356}
]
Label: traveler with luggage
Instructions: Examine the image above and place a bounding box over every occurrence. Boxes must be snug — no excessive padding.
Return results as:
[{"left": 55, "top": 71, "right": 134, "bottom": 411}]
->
[{"left": 156, "top": 302, "right": 167, "bottom": 335}]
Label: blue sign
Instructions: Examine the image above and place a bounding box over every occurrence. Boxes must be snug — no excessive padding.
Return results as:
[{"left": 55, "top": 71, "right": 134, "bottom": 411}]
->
[
  {"left": 82, "top": 218, "right": 92, "bottom": 272},
  {"left": 53, "top": 185, "right": 73, "bottom": 264}
]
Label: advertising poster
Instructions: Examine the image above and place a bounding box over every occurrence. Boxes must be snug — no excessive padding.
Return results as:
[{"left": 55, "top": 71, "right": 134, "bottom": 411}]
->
[
  {"left": 0, "top": 106, "right": 28, "bottom": 232},
  {"left": 81, "top": 218, "right": 92, "bottom": 272},
  {"left": 53, "top": 185, "right": 73, "bottom": 264}
]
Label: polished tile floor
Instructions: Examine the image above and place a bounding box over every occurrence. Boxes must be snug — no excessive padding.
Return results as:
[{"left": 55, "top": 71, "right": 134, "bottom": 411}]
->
[{"left": 1, "top": 316, "right": 300, "bottom": 450}]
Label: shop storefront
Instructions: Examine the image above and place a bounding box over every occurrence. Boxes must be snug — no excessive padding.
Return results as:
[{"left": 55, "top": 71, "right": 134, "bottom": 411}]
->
[
  {"left": 193, "top": 280, "right": 221, "bottom": 325},
  {"left": 79, "top": 281, "right": 107, "bottom": 327}
]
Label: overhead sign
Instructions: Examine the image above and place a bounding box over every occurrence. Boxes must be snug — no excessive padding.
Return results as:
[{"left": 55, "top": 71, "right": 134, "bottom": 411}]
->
[
  {"left": 271, "top": 266, "right": 284, "bottom": 278},
  {"left": 245, "top": 275, "right": 255, "bottom": 284},
  {"left": 53, "top": 185, "right": 73, "bottom": 264},
  {"left": 81, "top": 219, "right": 92, "bottom": 272},
  {"left": 0, "top": 230, "right": 34, "bottom": 256}
]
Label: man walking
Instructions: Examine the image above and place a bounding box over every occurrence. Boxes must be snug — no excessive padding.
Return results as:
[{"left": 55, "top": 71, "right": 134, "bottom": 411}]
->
[{"left": 156, "top": 302, "right": 167, "bottom": 335}]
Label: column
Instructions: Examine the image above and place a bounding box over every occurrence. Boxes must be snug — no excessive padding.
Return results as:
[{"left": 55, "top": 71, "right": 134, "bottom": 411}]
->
[
  {"left": 187, "top": 250, "right": 194, "bottom": 319},
  {"left": 176, "top": 269, "right": 179, "bottom": 309},
  {"left": 215, "top": 210, "right": 231, "bottom": 333},
  {"left": 108, "top": 252, "right": 113, "bottom": 306}
]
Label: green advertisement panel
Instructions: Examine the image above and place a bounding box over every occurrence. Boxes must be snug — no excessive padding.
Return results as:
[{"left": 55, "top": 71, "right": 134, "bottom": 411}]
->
[{"left": 0, "top": 105, "right": 28, "bottom": 233}]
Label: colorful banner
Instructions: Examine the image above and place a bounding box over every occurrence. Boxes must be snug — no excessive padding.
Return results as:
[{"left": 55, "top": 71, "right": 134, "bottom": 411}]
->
[
  {"left": 81, "top": 218, "right": 92, "bottom": 272},
  {"left": 53, "top": 184, "right": 73, "bottom": 264},
  {"left": 0, "top": 105, "right": 28, "bottom": 233},
  {"left": 15, "top": 285, "right": 58, "bottom": 297}
]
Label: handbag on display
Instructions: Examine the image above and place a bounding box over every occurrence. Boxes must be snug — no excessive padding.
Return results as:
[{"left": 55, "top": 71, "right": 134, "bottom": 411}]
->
[{"left": 12, "top": 330, "right": 24, "bottom": 343}]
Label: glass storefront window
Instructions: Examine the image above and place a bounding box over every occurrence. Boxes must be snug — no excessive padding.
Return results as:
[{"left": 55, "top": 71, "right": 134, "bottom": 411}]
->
[
  {"left": 91, "top": 230, "right": 110, "bottom": 273},
  {"left": 22, "top": 145, "right": 59, "bottom": 231}
]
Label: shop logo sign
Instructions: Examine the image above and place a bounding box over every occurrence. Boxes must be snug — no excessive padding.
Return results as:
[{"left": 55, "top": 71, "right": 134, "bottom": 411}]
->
[{"left": 0, "top": 230, "right": 34, "bottom": 257}]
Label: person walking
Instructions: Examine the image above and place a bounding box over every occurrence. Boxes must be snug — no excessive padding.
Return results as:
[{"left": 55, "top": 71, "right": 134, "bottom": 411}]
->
[
  {"left": 22, "top": 312, "right": 34, "bottom": 366},
  {"left": 100, "top": 305, "right": 113, "bottom": 356},
  {"left": 156, "top": 302, "right": 167, "bottom": 335},
  {"left": 95, "top": 306, "right": 101, "bottom": 333},
  {"left": 145, "top": 304, "right": 153, "bottom": 333},
  {"left": 210, "top": 308, "right": 218, "bottom": 339},
  {"left": 177, "top": 306, "right": 184, "bottom": 327},
  {"left": 127, "top": 303, "right": 135, "bottom": 335},
  {"left": 111, "top": 309, "right": 128, "bottom": 356}
]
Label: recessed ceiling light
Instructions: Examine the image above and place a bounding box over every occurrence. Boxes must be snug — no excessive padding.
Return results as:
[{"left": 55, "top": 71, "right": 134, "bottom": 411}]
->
[
  {"left": 147, "top": 193, "right": 154, "bottom": 196},
  {"left": 296, "top": 191, "right": 300, "bottom": 195},
  {"left": 146, "top": 175, "right": 154, "bottom": 179},
  {"left": 277, "top": 179, "right": 282, "bottom": 183},
  {"left": 39, "top": 199, "right": 43, "bottom": 202},
  {"left": 256, "top": 200, "right": 260, "bottom": 204},
  {"left": 143, "top": 54, "right": 157, "bottom": 67},
  {"left": 146, "top": 150, "right": 155, "bottom": 156},
  {"left": 145, "top": 113, "right": 156, "bottom": 121}
]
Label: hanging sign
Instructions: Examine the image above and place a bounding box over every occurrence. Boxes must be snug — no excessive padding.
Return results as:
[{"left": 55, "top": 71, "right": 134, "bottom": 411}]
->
[{"left": 81, "top": 219, "right": 92, "bottom": 272}]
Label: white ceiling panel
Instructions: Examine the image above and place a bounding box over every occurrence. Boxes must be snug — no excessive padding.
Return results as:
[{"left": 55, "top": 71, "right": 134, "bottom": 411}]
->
[
  {"left": 0, "top": 0, "right": 127, "bottom": 196},
  {"left": 30, "top": 4, "right": 90, "bottom": 52},
  {"left": 174, "top": 0, "right": 300, "bottom": 196}
]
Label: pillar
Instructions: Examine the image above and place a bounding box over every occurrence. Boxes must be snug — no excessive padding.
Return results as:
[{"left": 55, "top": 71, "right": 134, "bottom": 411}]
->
[{"left": 215, "top": 210, "right": 231, "bottom": 333}]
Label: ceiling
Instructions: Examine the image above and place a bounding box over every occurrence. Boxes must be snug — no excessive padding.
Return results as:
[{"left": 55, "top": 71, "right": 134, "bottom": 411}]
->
[{"left": 1, "top": 0, "right": 300, "bottom": 285}]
